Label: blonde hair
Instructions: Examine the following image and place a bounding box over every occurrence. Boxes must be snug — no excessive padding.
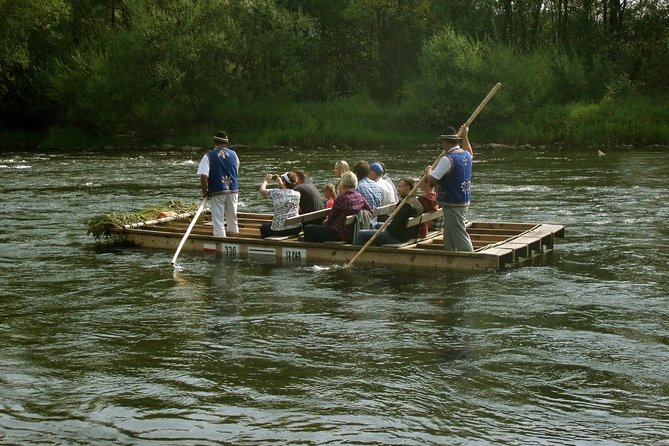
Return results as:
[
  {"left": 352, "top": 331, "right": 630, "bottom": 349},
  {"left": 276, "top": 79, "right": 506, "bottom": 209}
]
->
[
  {"left": 339, "top": 171, "right": 357, "bottom": 189},
  {"left": 323, "top": 183, "right": 336, "bottom": 197},
  {"left": 335, "top": 160, "right": 350, "bottom": 173}
]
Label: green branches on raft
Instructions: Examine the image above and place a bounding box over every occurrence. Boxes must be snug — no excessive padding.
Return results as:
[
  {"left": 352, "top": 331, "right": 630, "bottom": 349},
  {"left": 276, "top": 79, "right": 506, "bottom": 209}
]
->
[{"left": 86, "top": 200, "right": 199, "bottom": 240}]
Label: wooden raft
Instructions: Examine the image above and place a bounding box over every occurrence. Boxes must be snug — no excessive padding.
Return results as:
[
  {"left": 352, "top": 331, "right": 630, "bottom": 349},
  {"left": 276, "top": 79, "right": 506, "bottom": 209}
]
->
[{"left": 114, "top": 211, "right": 564, "bottom": 272}]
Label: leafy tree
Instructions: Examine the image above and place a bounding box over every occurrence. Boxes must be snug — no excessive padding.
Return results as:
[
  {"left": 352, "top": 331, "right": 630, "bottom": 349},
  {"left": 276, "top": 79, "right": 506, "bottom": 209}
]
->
[
  {"left": 401, "top": 26, "right": 486, "bottom": 130},
  {"left": 48, "top": 0, "right": 313, "bottom": 135},
  {"left": 0, "top": 0, "right": 71, "bottom": 129}
]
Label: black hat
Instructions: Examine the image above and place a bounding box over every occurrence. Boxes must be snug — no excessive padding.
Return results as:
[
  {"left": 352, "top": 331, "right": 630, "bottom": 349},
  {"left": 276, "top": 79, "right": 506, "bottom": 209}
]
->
[
  {"left": 213, "top": 131, "right": 229, "bottom": 143},
  {"left": 438, "top": 126, "right": 461, "bottom": 142}
]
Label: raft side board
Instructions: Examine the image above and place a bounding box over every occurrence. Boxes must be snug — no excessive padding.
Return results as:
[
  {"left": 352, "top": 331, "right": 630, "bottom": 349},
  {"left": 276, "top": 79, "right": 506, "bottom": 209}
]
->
[
  {"left": 468, "top": 222, "right": 538, "bottom": 231},
  {"left": 108, "top": 217, "right": 563, "bottom": 272},
  {"left": 284, "top": 208, "right": 331, "bottom": 226},
  {"left": 115, "top": 228, "right": 506, "bottom": 271}
]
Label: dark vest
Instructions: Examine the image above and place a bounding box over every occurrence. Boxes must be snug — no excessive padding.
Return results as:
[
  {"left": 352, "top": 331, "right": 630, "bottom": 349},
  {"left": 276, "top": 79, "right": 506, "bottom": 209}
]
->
[
  {"left": 207, "top": 146, "right": 239, "bottom": 194},
  {"left": 436, "top": 149, "right": 472, "bottom": 206}
]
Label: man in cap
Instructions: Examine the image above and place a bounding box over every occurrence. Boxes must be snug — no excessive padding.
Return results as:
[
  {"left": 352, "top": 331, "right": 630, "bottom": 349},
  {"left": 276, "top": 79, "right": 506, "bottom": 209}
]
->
[
  {"left": 424, "top": 125, "right": 474, "bottom": 252},
  {"left": 196, "top": 130, "right": 240, "bottom": 237},
  {"left": 369, "top": 162, "right": 398, "bottom": 206}
]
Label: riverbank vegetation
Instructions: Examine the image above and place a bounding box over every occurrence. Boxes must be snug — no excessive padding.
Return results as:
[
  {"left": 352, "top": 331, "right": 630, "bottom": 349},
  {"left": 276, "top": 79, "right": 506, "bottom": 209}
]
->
[{"left": 1, "top": 0, "right": 667, "bottom": 148}]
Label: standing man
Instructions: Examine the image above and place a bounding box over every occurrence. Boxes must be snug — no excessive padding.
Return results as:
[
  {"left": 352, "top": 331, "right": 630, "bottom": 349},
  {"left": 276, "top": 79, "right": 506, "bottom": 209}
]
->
[
  {"left": 424, "top": 125, "right": 473, "bottom": 252},
  {"left": 197, "top": 130, "right": 239, "bottom": 237}
]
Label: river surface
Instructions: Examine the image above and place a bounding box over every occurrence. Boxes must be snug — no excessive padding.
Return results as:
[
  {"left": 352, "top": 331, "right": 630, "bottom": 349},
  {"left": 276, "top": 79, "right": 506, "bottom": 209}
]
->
[{"left": 1, "top": 144, "right": 667, "bottom": 445}]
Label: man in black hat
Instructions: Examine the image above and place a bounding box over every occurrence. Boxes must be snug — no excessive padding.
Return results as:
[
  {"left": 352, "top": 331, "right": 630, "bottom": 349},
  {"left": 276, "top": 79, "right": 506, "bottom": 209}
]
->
[
  {"left": 196, "top": 131, "right": 240, "bottom": 237},
  {"left": 424, "top": 125, "right": 474, "bottom": 252}
]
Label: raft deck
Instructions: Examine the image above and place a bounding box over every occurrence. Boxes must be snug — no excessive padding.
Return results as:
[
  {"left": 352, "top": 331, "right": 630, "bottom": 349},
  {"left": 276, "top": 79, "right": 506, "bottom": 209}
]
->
[{"left": 111, "top": 211, "right": 565, "bottom": 272}]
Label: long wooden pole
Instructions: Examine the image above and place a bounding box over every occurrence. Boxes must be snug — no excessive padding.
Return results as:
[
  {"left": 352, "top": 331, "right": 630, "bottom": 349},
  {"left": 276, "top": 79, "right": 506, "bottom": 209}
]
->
[
  {"left": 171, "top": 197, "right": 207, "bottom": 266},
  {"left": 345, "top": 82, "right": 501, "bottom": 268}
]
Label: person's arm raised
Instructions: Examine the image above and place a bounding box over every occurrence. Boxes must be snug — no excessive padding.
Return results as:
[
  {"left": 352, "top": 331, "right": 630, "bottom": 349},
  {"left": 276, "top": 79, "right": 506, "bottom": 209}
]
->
[{"left": 460, "top": 125, "right": 473, "bottom": 158}]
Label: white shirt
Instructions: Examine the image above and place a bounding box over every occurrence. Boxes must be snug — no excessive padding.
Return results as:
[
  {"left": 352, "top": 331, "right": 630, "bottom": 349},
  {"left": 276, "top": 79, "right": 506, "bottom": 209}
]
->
[
  {"left": 431, "top": 146, "right": 460, "bottom": 180},
  {"left": 196, "top": 154, "right": 210, "bottom": 176},
  {"left": 377, "top": 177, "right": 398, "bottom": 205}
]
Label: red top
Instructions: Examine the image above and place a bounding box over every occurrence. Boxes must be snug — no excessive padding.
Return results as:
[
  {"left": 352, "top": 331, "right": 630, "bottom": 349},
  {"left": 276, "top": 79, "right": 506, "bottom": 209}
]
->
[{"left": 417, "top": 192, "right": 439, "bottom": 238}]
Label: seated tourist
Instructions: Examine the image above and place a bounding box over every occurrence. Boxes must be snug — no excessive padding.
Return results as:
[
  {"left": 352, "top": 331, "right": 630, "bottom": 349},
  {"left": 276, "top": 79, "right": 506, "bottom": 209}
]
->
[
  {"left": 351, "top": 160, "right": 382, "bottom": 228},
  {"left": 333, "top": 160, "right": 350, "bottom": 190},
  {"left": 323, "top": 183, "right": 336, "bottom": 208},
  {"left": 258, "top": 172, "right": 302, "bottom": 239},
  {"left": 291, "top": 169, "right": 324, "bottom": 214},
  {"left": 353, "top": 177, "right": 423, "bottom": 246},
  {"left": 351, "top": 161, "right": 382, "bottom": 210},
  {"left": 416, "top": 177, "right": 443, "bottom": 238},
  {"left": 304, "top": 171, "right": 372, "bottom": 243},
  {"left": 369, "top": 162, "right": 398, "bottom": 206}
]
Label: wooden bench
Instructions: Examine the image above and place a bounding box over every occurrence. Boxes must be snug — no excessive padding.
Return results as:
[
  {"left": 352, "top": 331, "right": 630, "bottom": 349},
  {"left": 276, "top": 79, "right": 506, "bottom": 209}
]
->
[
  {"left": 265, "top": 208, "right": 331, "bottom": 241},
  {"left": 405, "top": 209, "right": 444, "bottom": 228},
  {"left": 283, "top": 208, "right": 331, "bottom": 227},
  {"left": 343, "top": 202, "right": 397, "bottom": 225},
  {"left": 339, "top": 205, "right": 444, "bottom": 248}
]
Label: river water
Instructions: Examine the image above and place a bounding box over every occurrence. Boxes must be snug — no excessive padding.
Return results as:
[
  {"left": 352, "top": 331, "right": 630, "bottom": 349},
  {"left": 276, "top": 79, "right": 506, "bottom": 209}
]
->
[{"left": 1, "top": 144, "right": 667, "bottom": 445}]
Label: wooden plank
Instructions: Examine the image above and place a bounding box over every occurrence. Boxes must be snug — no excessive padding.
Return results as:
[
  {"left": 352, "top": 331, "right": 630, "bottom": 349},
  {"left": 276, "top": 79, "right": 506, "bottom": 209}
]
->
[
  {"left": 469, "top": 233, "right": 511, "bottom": 242},
  {"left": 476, "top": 247, "right": 515, "bottom": 267},
  {"left": 494, "top": 241, "right": 530, "bottom": 260},
  {"left": 467, "top": 228, "right": 527, "bottom": 236},
  {"left": 238, "top": 212, "right": 273, "bottom": 220},
  {"left": 344, "top": 202, "right": 398, "bottom": 225},
  {"left": 406, "top": 210, "right": 443, "bottom": 228},
  {"left": 468, "top": 222, "right": 538, "bottom": 231},
  {"left": 284, "top": 208, "right": 331, "bottom": 226},
  {"left": 511, "top": 235, "right": 542, "bottom": 253},
  {"left": 541, "top": 224, "right": 565, "bottom": 238}
]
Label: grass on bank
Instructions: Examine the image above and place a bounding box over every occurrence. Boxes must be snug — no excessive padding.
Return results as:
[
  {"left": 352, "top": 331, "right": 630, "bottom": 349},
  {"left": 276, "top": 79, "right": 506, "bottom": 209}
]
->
[
  {"left": 1, "top": 93, "right": 667, "bottom": 149},
  {"left": 216, "top": 96, "right": 433, "bottom": 147},
  {"left": 497, "top": 94, "right": 669, "bottom": 146}
]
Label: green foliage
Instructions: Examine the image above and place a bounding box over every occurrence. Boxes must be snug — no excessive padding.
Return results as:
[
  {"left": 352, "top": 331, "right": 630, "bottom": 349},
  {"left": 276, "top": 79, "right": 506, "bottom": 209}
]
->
[
  {"left": 221, "top": 95, "right": 423, "bottom": 147},
  {"left": 0, "top": 0, "right": 71, "bottom": 129},
  {"left": 1, "top": 0, "right": 668, "bottom": 146},
  {"left": 402, "top": 29, "right": 559, "bottom": 131},
  {"left": 47, "top": 0, "right": 313, "bottom": 136},
  {"left": 401, "top": 27, "right": 486, "bottom": 130},
  {"left": 497, "top": 93, "right": 669, "bottom": 146}
]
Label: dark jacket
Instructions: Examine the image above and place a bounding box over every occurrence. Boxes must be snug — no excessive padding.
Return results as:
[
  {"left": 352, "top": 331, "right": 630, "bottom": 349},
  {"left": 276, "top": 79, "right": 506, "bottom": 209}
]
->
[{"left": 387, "top": 197, "right": 423, "bottom": 242}]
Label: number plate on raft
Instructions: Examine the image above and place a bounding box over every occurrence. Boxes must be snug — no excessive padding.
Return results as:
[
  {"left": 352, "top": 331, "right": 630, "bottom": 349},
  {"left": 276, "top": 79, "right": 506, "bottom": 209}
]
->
[{"left": 282, "top": 248, "right": 306, "bottom": 264}]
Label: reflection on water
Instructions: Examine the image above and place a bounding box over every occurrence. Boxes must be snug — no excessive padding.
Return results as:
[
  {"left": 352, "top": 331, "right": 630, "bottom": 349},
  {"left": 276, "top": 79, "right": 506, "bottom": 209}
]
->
[{"left": 0, "top": 146, "right": 668, "bottom": 444}]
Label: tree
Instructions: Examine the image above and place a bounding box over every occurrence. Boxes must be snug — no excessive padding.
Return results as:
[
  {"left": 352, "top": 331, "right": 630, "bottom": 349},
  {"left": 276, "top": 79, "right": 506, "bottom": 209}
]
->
[{"left": 0, "top": 0, "right": 71, "bottom": 129}]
